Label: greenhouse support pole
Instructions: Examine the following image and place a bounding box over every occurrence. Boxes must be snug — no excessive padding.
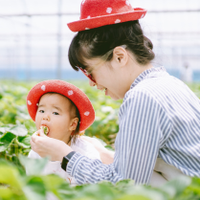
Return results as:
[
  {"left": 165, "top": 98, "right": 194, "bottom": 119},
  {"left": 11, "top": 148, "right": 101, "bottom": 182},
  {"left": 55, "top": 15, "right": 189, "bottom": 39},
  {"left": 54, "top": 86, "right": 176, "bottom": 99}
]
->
[{"left": 56, "top": 0, "right": 62, "bottom": 79}]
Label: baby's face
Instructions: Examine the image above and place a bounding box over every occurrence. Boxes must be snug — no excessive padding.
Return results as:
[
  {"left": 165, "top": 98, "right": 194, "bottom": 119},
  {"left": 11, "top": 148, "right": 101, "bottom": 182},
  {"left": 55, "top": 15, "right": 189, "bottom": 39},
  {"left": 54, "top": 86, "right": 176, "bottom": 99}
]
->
[{"left": 35, "top": 93, "right": 74, "bottom": 144}]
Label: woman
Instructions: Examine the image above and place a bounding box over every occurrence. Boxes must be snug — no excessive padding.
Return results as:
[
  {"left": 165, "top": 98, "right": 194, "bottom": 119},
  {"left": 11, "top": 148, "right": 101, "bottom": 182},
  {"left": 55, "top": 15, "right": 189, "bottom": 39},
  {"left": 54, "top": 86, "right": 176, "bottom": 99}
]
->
[{"left": 30, "top": 0, "right": 200, "bottom": 185}]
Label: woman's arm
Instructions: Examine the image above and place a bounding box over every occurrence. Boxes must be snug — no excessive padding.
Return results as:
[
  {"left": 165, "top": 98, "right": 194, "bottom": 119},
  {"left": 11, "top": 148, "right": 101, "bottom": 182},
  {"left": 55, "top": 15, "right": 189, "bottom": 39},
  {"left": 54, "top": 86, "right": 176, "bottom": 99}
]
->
[{"left": 66, "top": 90, "right": 163, "bottom": 185}]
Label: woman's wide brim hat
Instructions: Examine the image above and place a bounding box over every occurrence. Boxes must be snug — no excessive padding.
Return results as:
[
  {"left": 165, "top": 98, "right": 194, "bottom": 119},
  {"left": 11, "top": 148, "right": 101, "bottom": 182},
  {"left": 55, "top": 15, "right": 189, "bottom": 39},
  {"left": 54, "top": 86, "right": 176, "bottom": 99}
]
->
[
  {"left": 67, "top": 0, "right": 147, "bottom": 32},
  {"left": 27, "top": 80, "right": 95, "bottom": 132}
]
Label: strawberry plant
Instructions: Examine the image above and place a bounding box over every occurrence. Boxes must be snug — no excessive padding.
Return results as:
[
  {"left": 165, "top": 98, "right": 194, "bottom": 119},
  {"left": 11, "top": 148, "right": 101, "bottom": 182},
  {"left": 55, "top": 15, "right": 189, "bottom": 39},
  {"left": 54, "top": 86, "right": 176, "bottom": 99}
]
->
[
  {"left": 0, "top": 80, "right": 200, "bottom": 200},
  {"left": 1, "top": 156, "right": 199, "bottom": 200}
]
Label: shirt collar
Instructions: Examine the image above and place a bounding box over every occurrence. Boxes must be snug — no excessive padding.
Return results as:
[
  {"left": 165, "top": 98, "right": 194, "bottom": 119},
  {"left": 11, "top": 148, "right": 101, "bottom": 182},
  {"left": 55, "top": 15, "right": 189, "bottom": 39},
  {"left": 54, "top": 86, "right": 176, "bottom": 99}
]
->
[{"left": 130, "top": 66, "right": 166, "bottom": 89}]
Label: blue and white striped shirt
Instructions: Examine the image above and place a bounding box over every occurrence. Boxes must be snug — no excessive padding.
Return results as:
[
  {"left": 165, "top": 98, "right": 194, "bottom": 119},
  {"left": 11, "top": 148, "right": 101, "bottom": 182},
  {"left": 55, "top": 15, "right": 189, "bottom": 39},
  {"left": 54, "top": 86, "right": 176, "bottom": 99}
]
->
[{"left": 67, "top": 67, "right": 200, "bottom": 185}]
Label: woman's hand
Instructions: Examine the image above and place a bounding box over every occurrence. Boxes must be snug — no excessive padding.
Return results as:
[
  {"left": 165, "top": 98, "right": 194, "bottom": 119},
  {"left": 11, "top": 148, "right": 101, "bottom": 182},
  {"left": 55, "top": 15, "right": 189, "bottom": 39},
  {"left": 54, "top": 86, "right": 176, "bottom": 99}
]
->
[
  {"left": 30, "top": 129, "right": 73, "bottom": 162},
  {"left": 81, "top": 136, "right": 115, "bottom": 164}
]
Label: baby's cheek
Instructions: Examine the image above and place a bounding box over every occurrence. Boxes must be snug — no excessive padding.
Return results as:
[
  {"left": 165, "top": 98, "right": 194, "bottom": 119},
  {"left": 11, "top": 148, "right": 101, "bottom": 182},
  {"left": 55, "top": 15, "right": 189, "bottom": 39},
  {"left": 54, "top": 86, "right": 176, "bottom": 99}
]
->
[{"left": 35, "top": 120, "right": 42, "bottom": 131}]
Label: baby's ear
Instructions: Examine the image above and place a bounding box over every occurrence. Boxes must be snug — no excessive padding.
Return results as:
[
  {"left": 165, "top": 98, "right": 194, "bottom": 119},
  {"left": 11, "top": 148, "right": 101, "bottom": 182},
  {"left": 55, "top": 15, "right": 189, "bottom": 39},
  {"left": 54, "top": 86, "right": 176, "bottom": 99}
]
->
[{"left": 69, "top": 117, "right": 79, "bottom": 131}]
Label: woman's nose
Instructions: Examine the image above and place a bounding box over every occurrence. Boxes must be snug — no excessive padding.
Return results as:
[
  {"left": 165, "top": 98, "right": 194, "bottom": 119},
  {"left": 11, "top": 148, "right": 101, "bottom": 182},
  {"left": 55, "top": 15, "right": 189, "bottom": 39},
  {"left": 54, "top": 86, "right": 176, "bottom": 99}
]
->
[{"left": 89, "top": 79, "right": 96, "bottom": 87}]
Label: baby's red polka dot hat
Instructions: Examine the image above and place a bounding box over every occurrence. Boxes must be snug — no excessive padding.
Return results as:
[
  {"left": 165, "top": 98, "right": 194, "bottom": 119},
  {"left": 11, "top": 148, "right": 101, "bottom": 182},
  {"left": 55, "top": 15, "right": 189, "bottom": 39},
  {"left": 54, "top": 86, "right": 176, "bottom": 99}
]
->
[
  {"left": 67, "top": 0, "right": 147, "bottom": 32},
  {"left": 26, "top": 80, "right": 95, "bottom": 132}
]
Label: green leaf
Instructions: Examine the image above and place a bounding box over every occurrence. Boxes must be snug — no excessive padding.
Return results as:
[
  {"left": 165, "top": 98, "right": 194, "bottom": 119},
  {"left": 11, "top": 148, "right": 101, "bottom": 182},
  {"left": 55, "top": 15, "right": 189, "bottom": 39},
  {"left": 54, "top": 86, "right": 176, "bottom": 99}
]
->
[
  {"left": 0, "top": 165, "right": 22, "bottom": 189},
  {"left": 24, "top": 120, "right": 37, "bottom": 134},
  {"left": 0, "top": 142, "right": 9, "bottom": 152},
  {"left": 17, "top": 136, "right": 31, "bottom": 149},
  {"left": 0, "top": 126, "right": 9, "bottom": 135},
  {"left": 115, "top": 179, "right": 135, "bottom": 192},
  {"left": 42, "top": 174, "right": 70, "bottom": 199},
  {"left": 0, "top": 186, "right": 13, "bottom": 199},
  {"left": 116, "top": 195, "right": 151, "bottom": 200},
  {"left": 8, "top": 124, "right": 28, "bottom": 137},
  {"left": 159, "top": 175, "right": 191, "bottom": 198},
  {"left": 19, "top": 154, "right": 49, "bottom": 175},
  {"left": 23, "top": 176, "right": 46, "bottom": 200},
  {"left": 56, "top": 181, "right": 78, "bottom": 199},
  {"left": 74, "top": 181, "right": 117, "bottom": 200},
  {"left": 124, "top": 185, "right": 167, "bottom": 200},
  {"left": 0, "top": 132, "right": 16, "bottom": 152}
]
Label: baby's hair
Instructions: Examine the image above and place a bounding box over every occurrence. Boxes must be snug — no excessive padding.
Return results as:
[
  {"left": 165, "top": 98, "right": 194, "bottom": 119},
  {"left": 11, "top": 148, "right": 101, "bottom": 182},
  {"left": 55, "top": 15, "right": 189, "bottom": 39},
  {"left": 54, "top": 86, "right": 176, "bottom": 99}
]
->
[
  {"left": 66, "top": 95, "right": 80, "bottom": 144},
  {"left": 68, "top": 20, "right": 155, "bottom": 71},
  {"left": 39, "top": 92, "right": 80, "bottom": 144}
]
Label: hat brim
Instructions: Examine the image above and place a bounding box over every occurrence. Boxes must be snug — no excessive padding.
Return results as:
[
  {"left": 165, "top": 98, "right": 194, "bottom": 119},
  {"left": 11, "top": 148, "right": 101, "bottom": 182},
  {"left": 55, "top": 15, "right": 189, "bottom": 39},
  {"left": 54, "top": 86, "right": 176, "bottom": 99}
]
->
[
  {"left": 27, "top": 80, "right": 95, "bottom": 132},
  {"left": 67, "top": 8, "right": 147, "bottom": 32}
]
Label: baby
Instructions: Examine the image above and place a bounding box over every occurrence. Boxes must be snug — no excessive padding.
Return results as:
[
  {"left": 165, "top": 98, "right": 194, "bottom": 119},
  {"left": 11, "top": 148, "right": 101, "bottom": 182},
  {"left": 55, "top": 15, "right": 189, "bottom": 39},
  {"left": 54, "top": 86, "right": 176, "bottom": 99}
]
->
[{"left": 26, "top": 80, "right": 101, "bottom": 186}]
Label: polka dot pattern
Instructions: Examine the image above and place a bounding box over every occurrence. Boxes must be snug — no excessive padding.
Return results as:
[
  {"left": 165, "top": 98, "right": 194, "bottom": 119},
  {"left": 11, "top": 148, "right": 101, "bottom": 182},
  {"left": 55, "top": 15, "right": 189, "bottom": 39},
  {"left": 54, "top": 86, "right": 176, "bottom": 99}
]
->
[
  {"left": 67, "top": 0, "right": 147, "bottom": 32},
  {"left": 68, "top": 90, "right": 73, "bottom": 95},
  {"left": 41, "top": 85, "right": 46, "bottom": 91},
  {"left": 125, "top": 0, "right": 130, "bottom": 6},
  {"left": 106, "top": 7, "right": 112, "bottom": 14},
  {"left": 84, "top": 111, "right": 90, "bottom": 116},
  {"left": 115, "top": 19, "right": 121, "bottom": 24}
]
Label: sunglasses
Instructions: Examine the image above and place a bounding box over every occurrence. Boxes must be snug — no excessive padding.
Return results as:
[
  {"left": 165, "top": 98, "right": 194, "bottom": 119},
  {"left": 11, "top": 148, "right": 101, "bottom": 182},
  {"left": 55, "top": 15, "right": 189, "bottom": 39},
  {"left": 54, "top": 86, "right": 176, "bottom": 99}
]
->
[{"left": 78, "top": 67, "right": 96, "bottom": 83}]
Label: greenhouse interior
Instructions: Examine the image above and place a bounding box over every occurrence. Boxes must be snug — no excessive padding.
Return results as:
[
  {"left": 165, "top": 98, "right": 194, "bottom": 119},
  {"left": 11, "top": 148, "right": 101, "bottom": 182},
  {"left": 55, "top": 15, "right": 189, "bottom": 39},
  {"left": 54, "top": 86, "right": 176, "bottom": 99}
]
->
[
  {"left": 1, "top": 0, "right": 200, "bottom": 81},
  {"left": 0, "top": 0, "right": 200, "bottom": 200}
]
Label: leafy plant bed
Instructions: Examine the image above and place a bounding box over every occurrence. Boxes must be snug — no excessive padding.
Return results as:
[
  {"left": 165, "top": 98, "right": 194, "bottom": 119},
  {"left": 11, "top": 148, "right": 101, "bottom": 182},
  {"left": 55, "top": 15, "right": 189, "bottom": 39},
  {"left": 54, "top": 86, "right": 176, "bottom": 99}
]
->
[
  {"left": 1, "top": 156, "right": 199, "bottom": 200},
  {"left": 0, "top": 80, "right": 200, "bottom": 200}
]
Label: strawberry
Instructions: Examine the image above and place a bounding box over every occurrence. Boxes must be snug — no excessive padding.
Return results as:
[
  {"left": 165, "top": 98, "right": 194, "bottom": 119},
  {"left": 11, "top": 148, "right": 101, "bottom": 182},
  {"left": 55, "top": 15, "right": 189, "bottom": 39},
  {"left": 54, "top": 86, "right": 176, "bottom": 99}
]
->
[{"left": 40, "top": 125, "right": 49, "bottom": 135}]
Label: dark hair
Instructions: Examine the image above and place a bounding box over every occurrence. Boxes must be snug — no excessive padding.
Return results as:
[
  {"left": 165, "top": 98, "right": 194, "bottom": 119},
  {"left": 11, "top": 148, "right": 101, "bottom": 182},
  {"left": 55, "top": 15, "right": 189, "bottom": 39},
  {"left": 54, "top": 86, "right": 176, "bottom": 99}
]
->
[{"left": 68, "top": 20, "right": 155, "bottom": 71}]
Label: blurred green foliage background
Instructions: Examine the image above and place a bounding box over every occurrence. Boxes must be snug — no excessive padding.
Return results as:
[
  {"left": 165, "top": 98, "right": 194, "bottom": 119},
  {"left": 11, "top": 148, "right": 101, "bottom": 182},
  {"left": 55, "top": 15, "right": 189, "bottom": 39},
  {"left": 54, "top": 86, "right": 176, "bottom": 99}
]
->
[{"left": 0, "top": 80, "right": 200, "bottom": 200}]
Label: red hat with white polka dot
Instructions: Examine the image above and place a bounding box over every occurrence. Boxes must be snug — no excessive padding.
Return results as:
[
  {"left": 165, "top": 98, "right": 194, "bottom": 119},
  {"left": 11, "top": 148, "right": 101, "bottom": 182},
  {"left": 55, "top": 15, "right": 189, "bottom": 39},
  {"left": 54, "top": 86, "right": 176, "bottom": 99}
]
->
[
  {"left": 26, "top": 80, "right": 95, "bottom": 132},
  {"left": 67, "top": 0, "right": 147, "bottom": 32}
]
